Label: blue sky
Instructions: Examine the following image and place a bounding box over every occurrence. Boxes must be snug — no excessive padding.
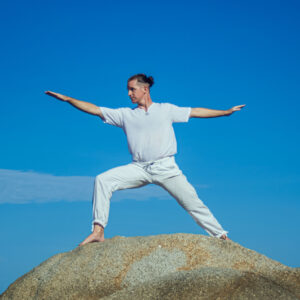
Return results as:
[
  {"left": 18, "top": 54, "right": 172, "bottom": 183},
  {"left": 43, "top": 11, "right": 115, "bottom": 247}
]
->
[{"left": 1, "top": 0, "right": 300, "bottom": 293}]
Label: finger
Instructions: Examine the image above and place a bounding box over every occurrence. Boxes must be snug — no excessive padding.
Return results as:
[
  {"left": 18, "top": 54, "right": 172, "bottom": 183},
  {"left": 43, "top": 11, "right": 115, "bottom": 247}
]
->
[
  {"left": 48, "top": 92, "right": 58, "bottom": 97},
  {"left": 234, "top": 105, "right": 245, "bottom": 110}
]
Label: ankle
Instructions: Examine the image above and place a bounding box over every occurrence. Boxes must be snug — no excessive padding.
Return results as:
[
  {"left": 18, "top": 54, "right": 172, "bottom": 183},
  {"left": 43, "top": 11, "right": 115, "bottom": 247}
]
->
[
  {"left": 220, "top": 234, "right": 227, "bottom": 240},
  {"left": 93, "top": 223, "right": 104, "bottom": 233}
]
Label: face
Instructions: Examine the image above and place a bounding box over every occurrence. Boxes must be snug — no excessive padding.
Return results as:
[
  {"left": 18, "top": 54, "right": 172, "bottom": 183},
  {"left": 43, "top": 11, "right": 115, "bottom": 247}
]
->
[{"left": 127, "top": 79, "right": 148, "bottom": 104}]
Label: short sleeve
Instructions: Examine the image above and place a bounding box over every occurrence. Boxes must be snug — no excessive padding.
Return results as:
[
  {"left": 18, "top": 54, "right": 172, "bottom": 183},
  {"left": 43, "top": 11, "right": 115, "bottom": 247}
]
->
[
  {"left": 99, "top": 107, "right": 124, "bottom": 128},
  {"left": 166, "top": 103, "right": 191, "bottom": 123}
]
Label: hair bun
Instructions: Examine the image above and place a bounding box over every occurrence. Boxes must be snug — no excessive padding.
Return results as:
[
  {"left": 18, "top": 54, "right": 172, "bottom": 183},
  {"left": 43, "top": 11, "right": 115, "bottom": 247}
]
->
[{"left": 147, "top": 76, "right": 154, "bottom": 87}]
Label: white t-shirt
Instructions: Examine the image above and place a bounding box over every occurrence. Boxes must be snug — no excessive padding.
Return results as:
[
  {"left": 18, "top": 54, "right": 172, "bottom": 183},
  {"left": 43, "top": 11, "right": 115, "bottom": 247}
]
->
[{"left": 99, "top": 102, "right": 191, "bottom": 162}]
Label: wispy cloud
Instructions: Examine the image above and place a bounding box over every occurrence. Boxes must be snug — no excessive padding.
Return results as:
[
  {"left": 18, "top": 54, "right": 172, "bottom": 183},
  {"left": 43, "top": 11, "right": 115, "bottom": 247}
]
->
[
  {"left": 1, "top": 169, "right": 199, "bottom": 204},
  {"left": 0, "top": 169, "right": 94, "bottom": 204}
]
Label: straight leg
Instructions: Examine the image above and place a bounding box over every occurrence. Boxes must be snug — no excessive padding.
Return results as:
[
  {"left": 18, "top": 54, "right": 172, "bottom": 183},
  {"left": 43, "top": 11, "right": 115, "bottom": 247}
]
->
[{"left": 158, "top": 173, "right": 228, "bottom": 238}]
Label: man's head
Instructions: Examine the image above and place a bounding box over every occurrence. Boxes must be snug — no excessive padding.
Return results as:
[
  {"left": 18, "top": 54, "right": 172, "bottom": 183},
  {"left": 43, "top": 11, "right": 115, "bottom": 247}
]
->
[{"left": 127, "top": 74, "right": 154, "bottom": 104}]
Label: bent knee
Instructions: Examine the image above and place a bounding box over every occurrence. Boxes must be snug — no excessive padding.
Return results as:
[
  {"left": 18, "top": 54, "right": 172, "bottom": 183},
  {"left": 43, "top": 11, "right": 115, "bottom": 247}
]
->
[
  {"left": 95, "top": 173, "right": 111, "bottom": 185},
  {"left": 94, "top": 173, "right": 120, "bottom": 192}
]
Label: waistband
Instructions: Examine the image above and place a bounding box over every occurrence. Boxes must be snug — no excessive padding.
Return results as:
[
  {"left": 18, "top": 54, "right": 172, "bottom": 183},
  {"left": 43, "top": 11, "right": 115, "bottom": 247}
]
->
[{"left": 132, "top": 155, "right": 174, "bottom": 166}]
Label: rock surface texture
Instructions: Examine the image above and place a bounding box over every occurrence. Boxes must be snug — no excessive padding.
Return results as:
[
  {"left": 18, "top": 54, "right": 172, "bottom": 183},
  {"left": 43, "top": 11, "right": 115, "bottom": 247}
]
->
[{"left": 1, "top": 233, "right": 299, "bottom": 299}]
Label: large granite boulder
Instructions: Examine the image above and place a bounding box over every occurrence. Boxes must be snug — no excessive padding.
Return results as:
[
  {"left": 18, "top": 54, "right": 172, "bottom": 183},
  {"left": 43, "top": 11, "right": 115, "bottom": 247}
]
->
[{"left": 1, "top": 233, "right": 299, "bottom": 299}]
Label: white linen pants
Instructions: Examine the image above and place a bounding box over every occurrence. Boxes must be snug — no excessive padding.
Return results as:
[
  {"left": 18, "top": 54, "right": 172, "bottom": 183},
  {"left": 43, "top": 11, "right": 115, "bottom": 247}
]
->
[{"left": 92, "top": 156, "right": 228, "bottom": 238}]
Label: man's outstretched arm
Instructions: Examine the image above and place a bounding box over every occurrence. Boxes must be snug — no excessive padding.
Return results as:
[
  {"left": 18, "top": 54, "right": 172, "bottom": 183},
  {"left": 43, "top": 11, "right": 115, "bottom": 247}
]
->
[
  {"left": 45, "top": 91, "right": 104, "bottom": 118},
  {"left": 190, "top": 104, "right": 246, "bottom": 118}
]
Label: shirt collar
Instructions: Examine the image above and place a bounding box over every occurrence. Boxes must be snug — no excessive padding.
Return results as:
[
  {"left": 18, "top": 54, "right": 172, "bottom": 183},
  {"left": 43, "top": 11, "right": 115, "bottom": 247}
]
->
[{"left": 136, "top": 102, "right": 156, "bottom": 113}]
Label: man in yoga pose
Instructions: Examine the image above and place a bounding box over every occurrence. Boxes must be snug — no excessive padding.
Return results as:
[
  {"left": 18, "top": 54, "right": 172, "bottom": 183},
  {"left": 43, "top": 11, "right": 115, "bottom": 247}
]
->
[{"left": 45, "top": 73, "right": 245, "bottom": 246}]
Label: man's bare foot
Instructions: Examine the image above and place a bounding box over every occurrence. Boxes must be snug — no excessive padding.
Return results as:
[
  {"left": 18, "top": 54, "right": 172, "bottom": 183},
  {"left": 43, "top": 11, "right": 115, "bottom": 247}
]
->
[
  {"left": 220, "top": 234, "right": 230, "bottom": 241},
  {"left": 79, "top": 224, "right": 105, "bottom": 246}
]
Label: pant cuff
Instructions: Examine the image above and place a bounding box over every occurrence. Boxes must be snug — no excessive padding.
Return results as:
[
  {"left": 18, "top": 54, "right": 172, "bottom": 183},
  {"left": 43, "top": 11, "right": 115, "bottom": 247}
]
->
[
  {"left": 91, "top": 220, "right": 105, "bottom": 232},
  {"left": 215, "top": 231, "right": 229, "bottom": 238}
]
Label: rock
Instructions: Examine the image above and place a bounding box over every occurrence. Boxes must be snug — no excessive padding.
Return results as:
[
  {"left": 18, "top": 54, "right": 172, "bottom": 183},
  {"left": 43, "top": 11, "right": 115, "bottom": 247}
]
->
[{"left": 1, "top": 233, "right": 299, "bottom": 299}]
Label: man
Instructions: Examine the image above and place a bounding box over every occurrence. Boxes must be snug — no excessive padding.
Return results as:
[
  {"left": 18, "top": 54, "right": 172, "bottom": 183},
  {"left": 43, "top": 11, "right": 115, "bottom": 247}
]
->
[{"left": 45, "top": 73, "right": 245, "bottom": 246}]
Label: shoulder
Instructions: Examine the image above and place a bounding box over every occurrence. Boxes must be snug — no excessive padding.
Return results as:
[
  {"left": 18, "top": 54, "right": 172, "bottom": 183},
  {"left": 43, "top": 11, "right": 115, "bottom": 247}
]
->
[
  {"left": 100, "top": 106, "right": 131, "bottom": 113},
  {"left": 121, "top": 107, "right": 135, "bottom": 114},
  {"left": 157, "top": 102, "right": 181, "bottom": 111},
  {"left": 154, "top": 102, "right": 174, "bottom": 110},
  {"left": 116, "top": 107, "right": 130, "bottom": 112}
]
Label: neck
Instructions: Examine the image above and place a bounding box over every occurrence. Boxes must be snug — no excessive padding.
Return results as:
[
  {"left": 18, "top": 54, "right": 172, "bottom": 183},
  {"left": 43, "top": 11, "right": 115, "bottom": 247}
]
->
[{"left": 137, "top": 94, "right": 153, "bottom": 111}]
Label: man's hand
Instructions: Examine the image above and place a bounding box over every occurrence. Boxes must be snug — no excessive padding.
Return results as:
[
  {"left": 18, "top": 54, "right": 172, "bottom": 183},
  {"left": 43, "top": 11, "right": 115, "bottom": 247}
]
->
[
  {"left": 45, "top": 91, "right": 69, "bottom": 102},
  {"left": 226, "top": 104, "right": 246, "bottom": 116}
]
